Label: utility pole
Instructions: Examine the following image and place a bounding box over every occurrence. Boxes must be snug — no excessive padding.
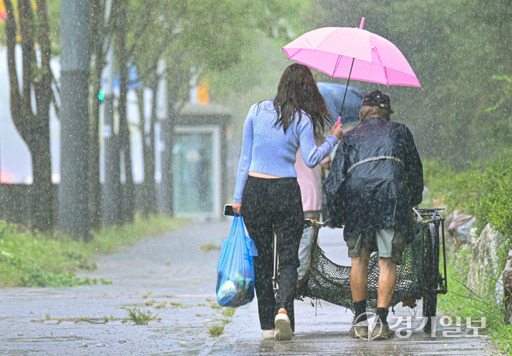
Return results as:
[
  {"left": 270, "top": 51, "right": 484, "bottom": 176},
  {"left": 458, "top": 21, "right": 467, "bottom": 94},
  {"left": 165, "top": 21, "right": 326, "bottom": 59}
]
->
[
  {"left": 102, "top": 0, "right": 121, "bottom": 226},
  {"left": 59, "top": 0, "right": 91, "bottom": 239}
]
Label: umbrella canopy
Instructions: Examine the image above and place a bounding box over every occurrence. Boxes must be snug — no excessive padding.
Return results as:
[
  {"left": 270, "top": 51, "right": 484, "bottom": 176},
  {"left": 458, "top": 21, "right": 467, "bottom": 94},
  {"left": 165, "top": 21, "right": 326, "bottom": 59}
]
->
[
  {"left": 282, "top": 21, "right": 421, "bottom": 88},
  {"left": 317, "top": 82, "right": 364, "bottom": 124}
]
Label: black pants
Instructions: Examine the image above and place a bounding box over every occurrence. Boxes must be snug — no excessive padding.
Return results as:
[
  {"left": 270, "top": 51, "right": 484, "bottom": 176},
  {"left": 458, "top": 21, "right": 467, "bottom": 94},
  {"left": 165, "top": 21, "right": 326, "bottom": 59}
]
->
[{"left": 242, "top": 176, "right": 304, "bottom": 331}]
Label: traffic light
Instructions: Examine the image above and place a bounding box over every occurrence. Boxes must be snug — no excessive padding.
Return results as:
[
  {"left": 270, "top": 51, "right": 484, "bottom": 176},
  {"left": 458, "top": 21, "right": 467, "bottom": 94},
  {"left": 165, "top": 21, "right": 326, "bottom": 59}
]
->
[
  {"left": 197, "top": 82, "right": 209, "bottom": 104},
  {"left": 98, "top": 91, "right": 105, "bottom": 101}
]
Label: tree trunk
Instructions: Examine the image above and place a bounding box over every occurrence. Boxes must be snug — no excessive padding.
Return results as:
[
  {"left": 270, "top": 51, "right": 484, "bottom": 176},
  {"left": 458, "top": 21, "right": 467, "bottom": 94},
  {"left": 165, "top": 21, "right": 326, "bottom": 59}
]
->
[
  {"left": 4, "top": 0, "right": 54, "bottom": 232},
  {"left": 136, "top": 88, "right": 150, "bottom": 219},
  {"left": 147, "top": 79, "right": 158, "bottom": 215},
  {"left": 115, "top": 1, "right": 135, "bottom": 224},
  {"left": 88, "top": 0, "right": 105, "bottom": 231},
  {"left": 136, "top": 79, "right": 158, "bottom": 219},
  {"left": 89, "top": 67, "right": 102, "bottom": 231},
  {"left": 27, "top": 128, "right": 53, "bottom": 232},
  {"left": 161, "top": 108, "right": 174, "bottom": 216}
]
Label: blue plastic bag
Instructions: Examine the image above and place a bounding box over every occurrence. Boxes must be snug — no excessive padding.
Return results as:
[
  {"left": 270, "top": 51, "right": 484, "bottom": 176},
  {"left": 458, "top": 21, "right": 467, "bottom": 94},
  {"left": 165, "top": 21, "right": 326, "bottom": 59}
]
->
[{"left": 216, "top": 215, "right": 258, "bottom": 308}]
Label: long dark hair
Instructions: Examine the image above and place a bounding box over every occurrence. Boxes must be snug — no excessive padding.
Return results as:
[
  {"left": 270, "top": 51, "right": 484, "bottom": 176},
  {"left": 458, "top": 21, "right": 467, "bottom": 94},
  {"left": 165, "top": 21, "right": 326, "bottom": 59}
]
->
[{"left": 273, "top": 63, "right": 332, "bottom": 137}]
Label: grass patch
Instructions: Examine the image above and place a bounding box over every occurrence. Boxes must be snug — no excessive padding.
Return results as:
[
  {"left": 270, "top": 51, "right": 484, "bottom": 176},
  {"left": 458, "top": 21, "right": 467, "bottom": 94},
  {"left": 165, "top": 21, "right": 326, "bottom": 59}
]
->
[
  {"left": 200, "top": 243, "right": 221, "bottom": 253},
  {"left": 208, "top": 324, "right": 225, "bottom": 338},
  {"left": 423, "top": 153, "right": 512, "bottom": 261},
  {"left": 424, "top": 156, "right": 512, "bottom": 353},
  {"left": 438, "top": 252, "right": 512, "bottom": 354},
  {"left": 169, "top": 301, "right": 185, "bottom": 308},
  {"left": 221, "top": 308, "right": 235, "bottom": 317},
  {"left": 19, "top": 268, "right": 111, "bottom": 288},
  {"left": 0, "top": 216, "right": 188, "bottom": 287},
  {"left": 125, "top": 308, "right": 158, "bottom": 325},
  {"left": 31, "top": 315, "right": 117, "bottom": 324}
]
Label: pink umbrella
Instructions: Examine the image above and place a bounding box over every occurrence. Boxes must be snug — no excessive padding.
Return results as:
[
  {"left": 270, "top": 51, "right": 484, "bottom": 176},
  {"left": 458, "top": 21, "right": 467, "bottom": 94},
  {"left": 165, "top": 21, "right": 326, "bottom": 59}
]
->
[{"left": 282, "top": 18, "right": 421, "bottom": 123}]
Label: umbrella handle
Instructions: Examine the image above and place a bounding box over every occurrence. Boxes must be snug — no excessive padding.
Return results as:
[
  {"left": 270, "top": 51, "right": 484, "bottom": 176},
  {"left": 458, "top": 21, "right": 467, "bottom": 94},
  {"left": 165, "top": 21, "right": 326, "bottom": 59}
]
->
[
  {"left": 338, "top": 57, "right": 356, "bottom": 121},
  {"left": 338, "top": 16, "right": 365, "bottom": 123},
  {"left": 337, "top": 17, "right": 365, "bottom": 125}
]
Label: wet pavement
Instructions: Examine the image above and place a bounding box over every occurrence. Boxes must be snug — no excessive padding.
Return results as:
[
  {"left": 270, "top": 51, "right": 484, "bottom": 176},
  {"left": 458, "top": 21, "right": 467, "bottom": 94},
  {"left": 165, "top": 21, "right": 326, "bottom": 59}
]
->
[{"left": 0, "top": 219, "right": 493, "bottom": 355}]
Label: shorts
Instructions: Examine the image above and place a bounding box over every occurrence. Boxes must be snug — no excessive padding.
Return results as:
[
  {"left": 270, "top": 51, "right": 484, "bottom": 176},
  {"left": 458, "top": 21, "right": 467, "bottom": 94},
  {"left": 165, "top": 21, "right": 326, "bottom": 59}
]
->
[{"left": 347, "top": 228, "right": 406, "bottom": 264}]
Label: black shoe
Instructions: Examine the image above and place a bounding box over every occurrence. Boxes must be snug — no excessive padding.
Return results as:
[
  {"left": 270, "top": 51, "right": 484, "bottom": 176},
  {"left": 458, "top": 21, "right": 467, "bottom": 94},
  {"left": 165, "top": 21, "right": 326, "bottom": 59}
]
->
[
  {"left": 349, "top": 320, "right": 369, "bottom": 339},
  {"left": 370, "top": 321, "right": 394, "bottom": 340}
]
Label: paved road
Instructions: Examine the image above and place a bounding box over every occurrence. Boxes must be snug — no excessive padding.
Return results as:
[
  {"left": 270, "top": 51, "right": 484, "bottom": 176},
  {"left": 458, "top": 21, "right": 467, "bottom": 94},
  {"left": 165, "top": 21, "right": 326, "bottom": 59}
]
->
[
  {"left": 209, "top": 224, "right": 492, "bottom": 355},
  {"left": 0, "top": 220, "right": 231, "bottom": 355},
  {"left": 0, "top": 219, "right": 493, "bottom": 355}
]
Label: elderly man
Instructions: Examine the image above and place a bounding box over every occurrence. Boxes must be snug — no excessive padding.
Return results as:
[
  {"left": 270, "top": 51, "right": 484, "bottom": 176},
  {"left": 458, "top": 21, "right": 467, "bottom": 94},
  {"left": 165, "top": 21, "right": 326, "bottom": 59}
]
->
[{"left": 324, "top": 90, "right": 423, "bottom": 340}]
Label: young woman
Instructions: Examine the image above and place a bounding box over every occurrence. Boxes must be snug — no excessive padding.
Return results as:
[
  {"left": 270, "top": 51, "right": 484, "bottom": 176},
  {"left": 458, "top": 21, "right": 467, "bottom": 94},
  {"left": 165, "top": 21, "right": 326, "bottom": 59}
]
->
[{"left": 232, "top": 63, "right": 343, "bottom": 340}]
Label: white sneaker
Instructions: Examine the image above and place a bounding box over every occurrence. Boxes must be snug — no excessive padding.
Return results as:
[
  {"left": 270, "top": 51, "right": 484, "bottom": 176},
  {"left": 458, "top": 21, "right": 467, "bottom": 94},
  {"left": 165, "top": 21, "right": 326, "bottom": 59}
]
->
[
  {"left": 261, "top": 329, "right": 275, "bottom": 339},
  {"left": 274, "top": 309, "right": 292, "bottom": 341}
]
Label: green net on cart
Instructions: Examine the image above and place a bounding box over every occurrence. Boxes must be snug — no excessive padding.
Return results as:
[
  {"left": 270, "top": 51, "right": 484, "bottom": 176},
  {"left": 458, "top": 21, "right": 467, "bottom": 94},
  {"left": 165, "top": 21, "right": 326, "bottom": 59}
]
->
[{"left": 296, "top": 222, "right": 427, "bottom": 311}]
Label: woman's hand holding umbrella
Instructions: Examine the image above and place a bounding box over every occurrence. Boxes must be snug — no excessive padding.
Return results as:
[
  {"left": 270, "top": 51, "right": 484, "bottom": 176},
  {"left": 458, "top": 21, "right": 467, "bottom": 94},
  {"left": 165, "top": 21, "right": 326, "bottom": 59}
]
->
[{"left": 330, "top": 121, "right": 343, "bottom": 140}]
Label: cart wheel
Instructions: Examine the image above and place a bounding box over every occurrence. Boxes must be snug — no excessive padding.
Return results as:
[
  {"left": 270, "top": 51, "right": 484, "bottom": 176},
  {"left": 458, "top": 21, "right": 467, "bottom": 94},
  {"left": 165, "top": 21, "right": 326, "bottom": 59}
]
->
[{"left": 423, "top": 221, "right": 440, "bottom": 334}]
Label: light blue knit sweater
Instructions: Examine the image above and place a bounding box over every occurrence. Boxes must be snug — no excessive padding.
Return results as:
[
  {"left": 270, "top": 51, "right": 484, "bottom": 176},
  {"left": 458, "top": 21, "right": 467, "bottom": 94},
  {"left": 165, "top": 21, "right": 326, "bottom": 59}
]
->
[{"left": 233, "top": 100, "right": 338, "bottom": 202}]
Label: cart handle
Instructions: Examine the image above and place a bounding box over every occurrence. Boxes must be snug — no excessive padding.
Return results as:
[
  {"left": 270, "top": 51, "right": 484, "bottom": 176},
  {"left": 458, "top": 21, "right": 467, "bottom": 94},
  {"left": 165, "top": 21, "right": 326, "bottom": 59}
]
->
[
  {"left": 304, "top": 219, "right": 330, "bottom": 228},
  {"left": 413, "top": 207, "right": 445, "bottom": 222}
]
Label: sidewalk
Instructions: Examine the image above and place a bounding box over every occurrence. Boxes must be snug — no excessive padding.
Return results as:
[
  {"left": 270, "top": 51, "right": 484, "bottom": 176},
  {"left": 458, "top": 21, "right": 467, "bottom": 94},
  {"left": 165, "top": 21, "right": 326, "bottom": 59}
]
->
[
  {"left": 0, "top": 219, "right": 493, "bottom": 355},
  {"left": 209, "top": 226, "right": 492, "bottom": 355},
  {"left": 0, "top": 219, "right": 233, "bottom": 355}
]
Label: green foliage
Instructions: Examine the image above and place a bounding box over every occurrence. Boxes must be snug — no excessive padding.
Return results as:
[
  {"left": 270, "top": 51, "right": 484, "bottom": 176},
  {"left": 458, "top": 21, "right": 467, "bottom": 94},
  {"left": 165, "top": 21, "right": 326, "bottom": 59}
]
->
[
  {"left": 486, "top": 75, "right": 512, "bottom": 112},
  {"left": 0, "top": 216, "right": 187, "bottom": 287},
  {"left": 122, "top": 0, "right": 308, "bottom": 116},
  {"left": 470, "top": 152, "right": 512, "bottom": 241},
  {"left": 423, "top": 149, "right": 512, "bottom": 257},
  {"left": 204, "top": 1, "right": 314, "bottom": 137},
  {"left": 0, "top": 0, "right": 61, "bottom": 50},
  {"left": 200, "top": 243, "right": 220, "bottom": 253},
  {"left": 422, "top": 160, "right": 479, "bottom": 212},
  {"left": 19, "top": 268, "right": 105, "bottom": 288},
  {"left": 313, "top": 0, "right": 512, "bottom": 169},
  {"left": 438, "top": 253, "right": 512, "bottom": 354},
  {"left": 221, "top": 307, "right": 236, "bottom": 317},
  {"left": 208, "top": 324, "right": 225, "bottom": 338},
  {"left": 125, "top": 307, "right": 158, "bottom": 325},
  {"left": 208, "top": 36, "right": 289, "bottom": 137}
]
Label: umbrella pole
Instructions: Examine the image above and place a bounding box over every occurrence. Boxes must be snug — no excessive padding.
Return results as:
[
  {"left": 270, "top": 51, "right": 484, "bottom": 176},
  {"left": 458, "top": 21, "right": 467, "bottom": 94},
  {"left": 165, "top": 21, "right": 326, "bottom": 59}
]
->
[{"left": 337, "top": 57, "right": 355, "bottom": 125}]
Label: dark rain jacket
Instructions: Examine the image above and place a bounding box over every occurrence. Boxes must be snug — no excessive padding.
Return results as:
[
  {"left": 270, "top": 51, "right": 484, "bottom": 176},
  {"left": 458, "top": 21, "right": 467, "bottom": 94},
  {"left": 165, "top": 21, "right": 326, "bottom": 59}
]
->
[{"left": 324, "top": 117, "right": 423, "bottom": 243}]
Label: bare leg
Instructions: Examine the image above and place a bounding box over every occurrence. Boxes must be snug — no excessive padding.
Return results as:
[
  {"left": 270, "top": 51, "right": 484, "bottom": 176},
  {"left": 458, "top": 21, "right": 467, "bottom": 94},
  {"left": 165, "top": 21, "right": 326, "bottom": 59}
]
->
[
  {"left": 350, "top": 248, "right": 370, "bottom": 301},
  {"left": 377, "top": 257, "right": 397, "bottom": 308}
]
